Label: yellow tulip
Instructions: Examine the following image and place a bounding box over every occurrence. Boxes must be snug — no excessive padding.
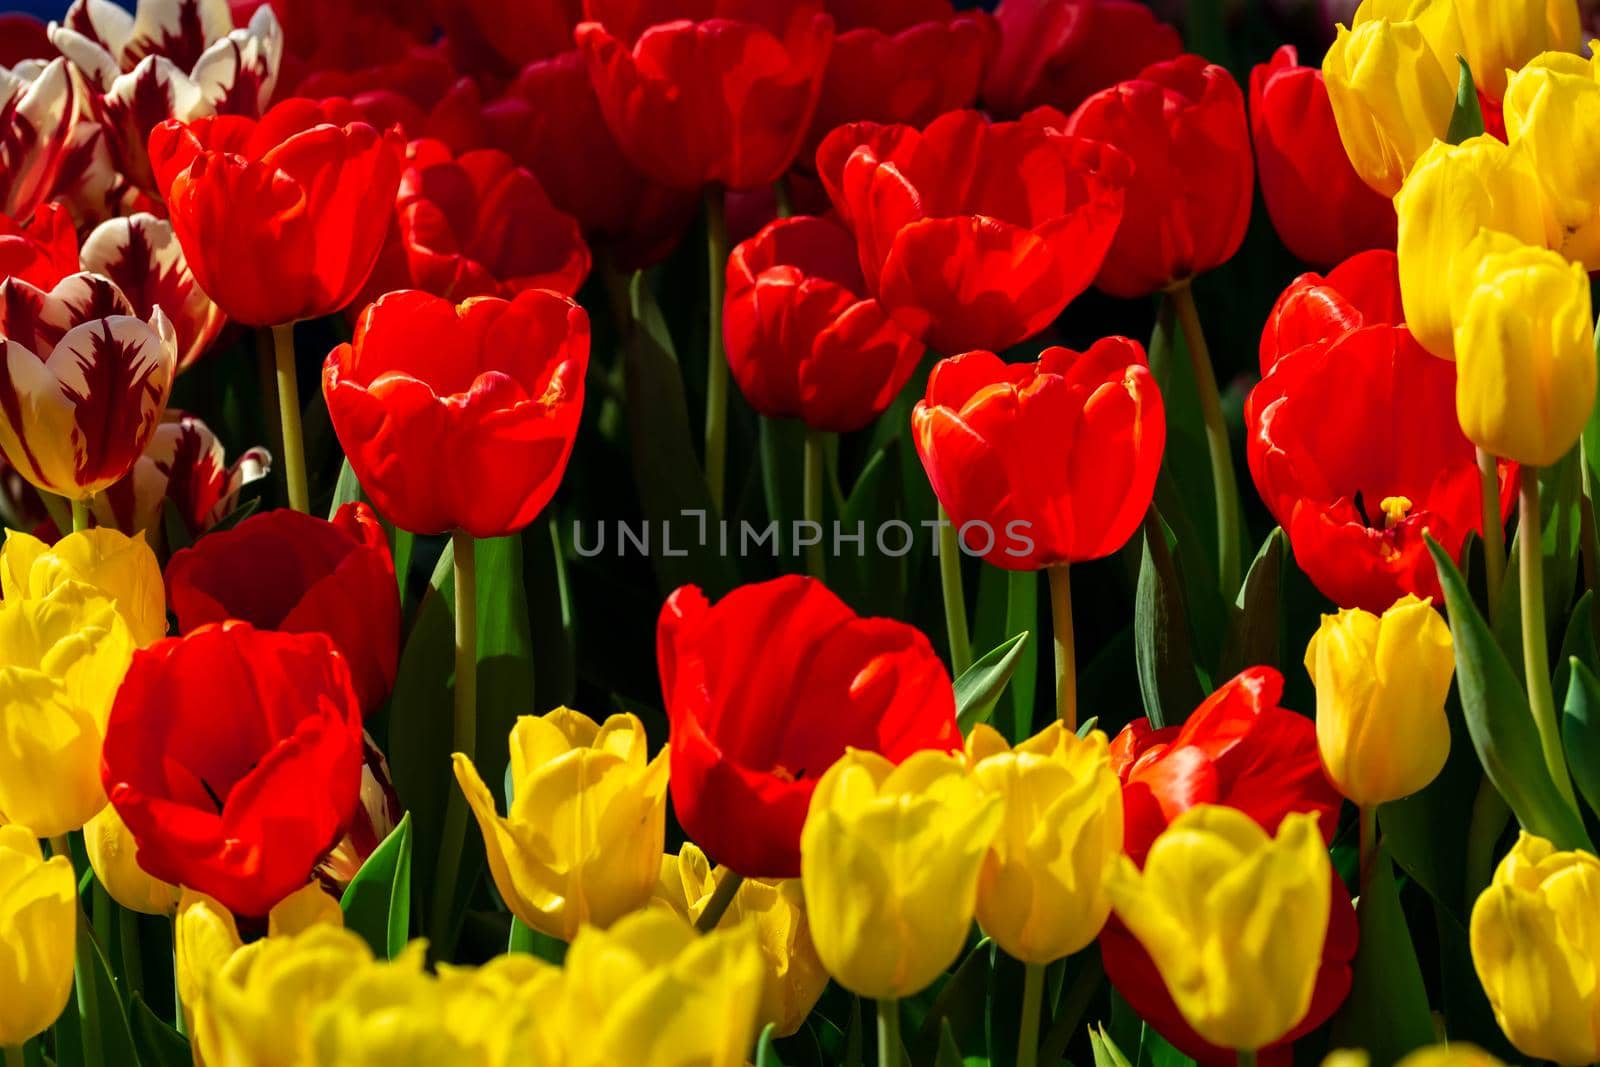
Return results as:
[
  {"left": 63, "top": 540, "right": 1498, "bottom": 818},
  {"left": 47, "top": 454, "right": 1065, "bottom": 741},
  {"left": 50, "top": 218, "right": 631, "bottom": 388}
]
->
[
  {"left": 0, "top": 581, "right": 134, "bottom": 836},
  {"left": 558, "top": 907, "right": 765, "bottom": 1067},
  {"left": 1323, "top": 0, "right": 1461, "bottom": 197},
  {"left": 1504, "top": 51, "right": 1600, "bottom": 269},
  {"left": 1455, "top": 0, "right": 1581, "bottom": 98},
  {"left": 439, "top": 955, "right": 565, "bottom": 1067},
  {"left": 1, "top": 527, "right": 166, "bottom": 646},
  {"left": 653, "top": 842, "right": 828, "bottom": 1037},
  {"left": 85, "top": 801, "right": 181, "bottom": 916},
  {"left": 1394, "top": 136, "right": 1555, "bottom": 359},
  {"left": 800, "top": 748, "right": 1002, "bottom": 1000},
  {"left": 0, "top": 825, "right": 76, "bottom": 1047},
  {"left": 1322, "top": 1045, "right": 1508, "bottom": 1067},
  {"left": 1470, "top": 831, "right": 1600, "bottom": 1064},
  {"left": 453, "top": 707, "right": 668, "bottom": 942},
  {"left": 1104, "top": 806, "right": 1332, "bottom": 1053},
  {"left": 1305, "top": 594, "right": 1454, "bottom": 806},
  {"left": 966, "top": 722, "right": 1124, "bottom": 964},
  {"left": 1452, "top": 231, "right": 1596, "bottom": 466}
]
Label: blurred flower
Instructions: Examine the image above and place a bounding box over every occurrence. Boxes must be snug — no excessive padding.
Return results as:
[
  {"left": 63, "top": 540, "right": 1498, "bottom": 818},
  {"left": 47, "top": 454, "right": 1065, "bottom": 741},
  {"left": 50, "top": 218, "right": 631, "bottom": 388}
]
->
[
  {"left": 1306, "top": 594, "right": 1454, "bottom": 805},
  {"left": 0, "top": 14, "right": 50, "bottom": 68},
  {"left": 576, "top": 0, "right": 835, "bottom": 190},
  {"left": 653, "top": 842, "right": 828, "bottom": 1037},
  {"left": 1065, "top": 53, "right": 1252, "bottom": 298},
  {"left": 817, "top": 108, "right": 1129, "bottom": 352},
  {"left": 800, "top": 748, "right": 1002, "bottom": 999},
  {"left": 1323, "top": 1046, "right": 1508, "bottom": 1067},
  {"left": 1471, "top": 831, "right": 1600, "bottom": 1065},
  {"left": 1503, "top": 51, "right": 1600, "bottom": 269},
  {"left": 1, "top": 526, "right": 166, "bottom": 646},
  {"left": 0, "top": 581, "right": 133, "bottom": 836},
  {"left": 92, "top": 410, "right": 270, "bottom": 541},
  {"left": 80, "top": 212, "right": 227, "bottom": 372},
  {"left": 0, "top": 825, "right": 76, "bottom": 1047},
  {"left": 148, "top": 97, "right": 402, "bottom": 326},
  {"left": 558, "top": 908, "right": 766, "bottom": 1067},
  {"left": 913, "top": 339, "right": 1164, "bottom": 570},
  {"left": 1452, "top": 231, "right": 1595, "bottom": 466},
  {"left": 436, "top": 0, "right": 579, "bottom": 79},
  {"left": 85, "top": 801, "right": 181, "bottom": 915},
  {"left": 1394, "top": 135, "right": 1553, "bottom": 360},
  {"left": 166, "top": 501, "right": 399, "bottom": 713},
  {"left": 323, "top": 288, "right": 589, "bottom": 538},
  {"left": 0, "top": 203, "right": 79, "bottom": 290},
  {"left": 0, "top": 58, "right": 82, "bottom": 220},
  {"left": 1250, "top": 45, "right": 1397, "bottom": 268},
  {"left": 967, "top": 722, "right": 1124, "bottom": 964},
  {"left": 0, "top": 272, "right": 177, "bottom": 501},
  {"left": 102, "top": 623, "right": 365, "bottom": 917},
  {"left": 658, "top": 575, "right": 959, "bottom": 878},
  {"left": 454, "top": 707, "right": 667, "bottom": 942},
  {"left": 982, "top": 0, "right": 1182, "bottom": 119},
  {"left": 1105, "top": 806, "right": 1332, "bottom": 1053},
  {"left": 724, "top": 214, "right": 923, "bottom": 432}
]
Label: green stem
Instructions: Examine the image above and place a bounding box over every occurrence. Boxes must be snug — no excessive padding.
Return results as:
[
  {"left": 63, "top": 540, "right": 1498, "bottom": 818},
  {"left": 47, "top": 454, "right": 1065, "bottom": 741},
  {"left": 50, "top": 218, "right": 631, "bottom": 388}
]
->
[
  {"left": 1478, "top": 448, "right": 1505, "bottom": 623},
  {"left": 1016, "top": 961, "right": 1046, "bottom": 1067},
  {"left": 1464, "top": 774, "right": 1509, "bottom": 901},
  {"left": 1581, "top": 448, "right": 1599, "bottom": 606},
  {"left": 1170, "top": 283, "right": 1240, "bottom": 597},
  {"left": 70, "top": 496, "right": 89, "bottom": 533},
  {"left": 36, "top": 488, "right": 70, "bottom": 535},
  {"left": 694, "top": 871, "right": 745, "bottom": 933},
  {"left": 271, "top": 322, "right": 310, "bottom": 513},
  {"left": 938, "top": 509, "right": 971, "bottom": 675},
  {"left": 432, "top": 531, "right": 479, "bottom": 949},
  {"left": 1358, "top": 805, "right": 1378, "bottom": 895},
  {"left": 171, "top": 914, "right": 186, "bottom": 1037},
  {"left": 51, "top": 835, "right": 102, "bottom": 1067},
  {"left": 803, "top": 428, "right": 827, "bottom": 581},
  {"left": 118, "top": 907, "right": 143, "bottom": 1001},
  {"left": 877, "top": 998, "right": 902, "bottom": 1067},
  {"left": 1237, "top": 1051, "right": 1257, "bottom": 1067},
  {"left": 703, "top": 187, "right": 729, "bottom": 515},
  {"left": 1519, "top": 472, "right": 1578, "bottom": 808},
  {"left": 774, "top": 178, "right": 793, "bottom": 219},
  {"left": 2, "top": 1045, "right": 22, "bottom": 1067},
  {"left": 1048, "top": 564, "right": 1076, "bottom": 730}
]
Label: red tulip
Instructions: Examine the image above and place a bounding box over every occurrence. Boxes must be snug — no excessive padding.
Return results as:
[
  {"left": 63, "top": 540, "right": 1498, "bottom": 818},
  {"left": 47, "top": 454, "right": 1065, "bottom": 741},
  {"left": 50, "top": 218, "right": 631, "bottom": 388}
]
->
[
  {"left": 101, "top": 623, "right": 366, "bottom": 917},
  {"left": 1065, "top": 54, "right": 1253, "bottom": 298},
  {"left": 658, "top": 575, "right": 960, "bottom": 878},
  {"left": 1101, "top": 667, "right": 1356, "bottom": 1067},
  {"left": 724, "top": 215, "right": 923, "bottom": 432},
  {"left": 297, "top": 52, "right": 487, "bottom": 155},
  {"left": 252, "top": 0, "right": 432, "bottom": 99},
  {"left": 166, "top": 502, "right": 400, "bottom": 713},
  {"left": 93, "top": 411, "right": 270, "bottom": 540},
  {"left": 355, "top": 139, "right": 591, "bottom": 309},
  {"left": 436, "top": 0, "right": 581, "bottom": 79},
  {"left": 1248, "top": 252, "right": 1516, "bottom": 613},
  {"left": 323, "top": 288, "right": 589, "bottom": 539},
  {"left": 911, "top": 339, "right": 1163, "bottom": 570},
  {"left": 481, "top": 50, "right": 697, "bottom": 268},
  {"left": 148, "top": 98, "right": 402, "bottom": 327},
  {"left": 575, "top": 0, "right": 835, "bottom": 191},
  {"left": 0, "top": 58, "right": 82, "bottom": 221},
  {"left": 0, "top": 13, "right": 50, "bottom": 69},
  {"left": 804, "top": 0, "right": 995, "bottom": 160},
  {"left": 982, "top": 0, "right": 1181, "bottom": 119},
  {"left": 0, "top": 203, "right": 79, "bottom": 291},
  {"left": 817, "top": 108, "right": 1129, "bottom": 353},
  {"left": 1250, "top": 45, "right": 1397, "bottom": 270}
]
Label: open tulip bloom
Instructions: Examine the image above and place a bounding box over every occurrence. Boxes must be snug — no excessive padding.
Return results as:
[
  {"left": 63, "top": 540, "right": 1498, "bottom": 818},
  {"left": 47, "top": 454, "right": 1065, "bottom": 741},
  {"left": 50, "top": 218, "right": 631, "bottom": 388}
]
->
[{"left": 8, "top": 1, "right": 1600, "bottom": 1065}]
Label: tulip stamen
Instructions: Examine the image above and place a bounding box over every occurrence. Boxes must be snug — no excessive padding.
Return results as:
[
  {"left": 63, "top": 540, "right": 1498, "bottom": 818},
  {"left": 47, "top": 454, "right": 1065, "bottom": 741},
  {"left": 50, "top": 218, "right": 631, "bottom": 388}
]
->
[{"left": 1379, "top": 495, "right": 1413, "bottom": 530}]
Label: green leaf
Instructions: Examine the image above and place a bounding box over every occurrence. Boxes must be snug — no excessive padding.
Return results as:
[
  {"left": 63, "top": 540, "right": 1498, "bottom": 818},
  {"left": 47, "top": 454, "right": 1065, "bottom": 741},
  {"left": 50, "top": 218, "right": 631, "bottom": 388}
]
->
[
  {"left": 1135, "top": 510, "right": 1204, "bottom": 729},
  {"left": 955, "top": 632, "right": 1032, "bottom": 734},
  {"left": 161, "top": 497, "right": 194, "bottom": 556},
  {"left": 328, "top": 459, "right": 363, "bottom": 517},
  {"left": 1005, "top": 570, "right": 1039, "bottom": 742},
  {"left": 1561, "top": 658, "right": 1600, "bottom": 820},
  {"left": 1446, "top": 57, "right": 1486, "bottom": 143},
  {"left": 1328, "top": 846, "right": 1435, "bottom": 1064},
  {"left": 206, "top": 496, "right": 260, "bottom": 536},
  {"left": 79, "top": 912, "right": 140, "bottom": 1067},
  {"left": 339, "top": 812, "right": 413, "bottom": 959},
  {"left": 1541, "top": 451, "right": 1583, "bottom": 630},
  {"left": 755, "top": 1024, "right": 784, "bottom": 1067},
  {"left": 935, "top": 1019, "right": 965, "bottom": 1067},
  {"left": 912, "top": 939, "right": 992, "bottom": 1061},
  {"left": 1427, "top": 537, "right": 1591, "bottom": 849},
  {"left": 507, "top": 917, "right": 567, "bottom": 964},
  {"left": 838, "top": 443, "right": 908, "bottom": 618},
  {"left": 1090, "top": 1025, "right": 1135, "bottom": 1067},
  {"left": 128, "top": 993, "right": 191, "bottom": 1067},
  {"left": 1218, "top": 527, "right": 1285, "bottom": 678},
  {"left": 1553, "top": 590, "right": 1599, "bottom": 704}
]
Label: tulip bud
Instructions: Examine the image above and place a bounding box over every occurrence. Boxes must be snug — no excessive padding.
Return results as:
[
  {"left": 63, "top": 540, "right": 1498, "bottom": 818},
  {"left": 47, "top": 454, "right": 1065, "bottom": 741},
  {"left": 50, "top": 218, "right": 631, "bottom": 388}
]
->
[
  {"left": 1322, "top": 3, "right": 1459, "bottom": 197},
  {"left": 0, "top": 581, "right": 134, "bottom": 836},
  {"left": 1470, "top": 832, "right": 1600, "bottom": 1064},
  {"left": 967, "top": 722, "right": 1124, "bottom": 964},
  {"left": 0, "top": 825, "right": 76, "bottom": 1047},
  {"left": 1452, "top": 231, "right": 1596, "bottom": 466},
  {"left": 1305, "top": 594, "right": 1454, "bottom": 806},
  {"left": 1104, "top": 805, "right": 1332, "bottom": 1053},
  {"left": 85, "top": 801, "right": 181, "bottom": 916},
  {"left": 558, "top": 908, "right": 766, "bottom": 1067},
  {"left": 800, "top": 748, "right": 1003, "bottom": 999},
  {"left": 1394, "top": 136, "right": 1555, "bottom": 359},
  {"left": 653, "top": 843, "right": 828, "bottom": 1038},
  {"left": 1503, "top": 52, "right": 1600, "bottom": 269},
  {"left": 453, "top": 707, "right": 668, "bottom": 942},
  {"left": 2, "top": 527, "right": 166, "bottom": 646},
  {"left": 1456, "top": 0, "right": 1581, "bottom": 99}
]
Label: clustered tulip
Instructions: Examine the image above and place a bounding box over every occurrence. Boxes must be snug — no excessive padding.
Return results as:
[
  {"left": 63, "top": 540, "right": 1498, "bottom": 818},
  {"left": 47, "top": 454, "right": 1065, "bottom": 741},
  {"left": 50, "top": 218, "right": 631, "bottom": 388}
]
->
[
  {"left": 2, "top": 526, "right": 166, "bottom": 646},
  {"left": 0, "top": 825, "right": 76, "bottom": 1048}
]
